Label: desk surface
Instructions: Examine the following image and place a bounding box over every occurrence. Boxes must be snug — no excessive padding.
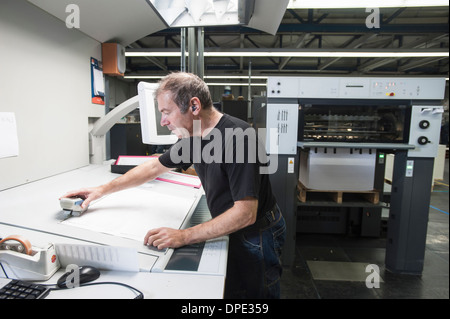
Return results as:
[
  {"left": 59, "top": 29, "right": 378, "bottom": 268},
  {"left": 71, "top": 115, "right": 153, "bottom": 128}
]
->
[
  {"left": 0, "top": 163, "right": 227, "bottom": 299},
  {"left": 0, "top": 163, "right": 201, "bottom": 254},
  {"left": 44, "top": 270, "right": 224, "bottom": 299}
]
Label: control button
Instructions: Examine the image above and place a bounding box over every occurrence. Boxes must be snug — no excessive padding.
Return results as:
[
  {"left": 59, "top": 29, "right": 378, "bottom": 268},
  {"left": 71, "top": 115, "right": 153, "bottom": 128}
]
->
[
  {"left": 417, "top": 136, "right": 429, "bottom": 145},
  {"left": 419, "top": 120, "right": 430, "bottom": 129}
]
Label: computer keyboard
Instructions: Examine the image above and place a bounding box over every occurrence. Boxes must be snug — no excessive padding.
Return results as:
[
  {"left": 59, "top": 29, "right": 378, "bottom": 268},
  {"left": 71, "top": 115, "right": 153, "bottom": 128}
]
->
[{"left": 0, "top": 278, "right": 50, "bottom": 299}]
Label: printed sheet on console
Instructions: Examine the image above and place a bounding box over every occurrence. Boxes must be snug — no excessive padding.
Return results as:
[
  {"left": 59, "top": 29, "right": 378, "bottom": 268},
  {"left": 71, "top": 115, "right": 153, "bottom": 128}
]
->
[{"left": 61, "top": 186, "right": 197, "bottom": 243}]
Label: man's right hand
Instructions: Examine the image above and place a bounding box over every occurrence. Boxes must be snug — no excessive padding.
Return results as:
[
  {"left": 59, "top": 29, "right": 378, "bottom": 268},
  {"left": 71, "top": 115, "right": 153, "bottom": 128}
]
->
[
  {"left": 59, "top": 186, "right": 104, "bottom": 210},
  {"left": 58, "top": 158, "right": 172, "bottom": 212}
]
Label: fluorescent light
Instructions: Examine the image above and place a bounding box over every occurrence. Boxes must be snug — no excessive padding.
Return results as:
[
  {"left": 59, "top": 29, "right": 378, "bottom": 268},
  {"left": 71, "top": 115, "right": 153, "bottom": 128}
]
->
[
  {"left": 123, "top": 75, "right": 266, "bottom": 87},
  {"left": 126, "top": 49, "right": 449, "bottom": 58},
  {"left": 124, "top": 75, "right": 163, "bottom": 79},
  {"left": 205, "top": 75, "right": 268, "bottom": 80},
  {"left": 126, "top": 51, "right": 182, "bottom": 57},
  {"left": 287, "top": 0, "right": 449, "bottom": 8},
  {"left": 124, "top": 75, "right": 268, "bottom": 81},
  {"left": 205, "top": 51, "right": 449, "bottom": 58},
  {"left": 206, "top": 82, "right": 267, "bottom": 86}
]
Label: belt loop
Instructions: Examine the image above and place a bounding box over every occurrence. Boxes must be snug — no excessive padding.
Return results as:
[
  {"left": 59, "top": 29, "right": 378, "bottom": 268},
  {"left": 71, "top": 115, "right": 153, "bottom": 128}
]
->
[{"left": 266, "top": 203, "right": 277, "bottom": 222}]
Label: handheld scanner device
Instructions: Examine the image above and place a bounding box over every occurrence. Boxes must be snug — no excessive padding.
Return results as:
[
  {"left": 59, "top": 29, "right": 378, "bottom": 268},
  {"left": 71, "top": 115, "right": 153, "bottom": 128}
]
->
[{"left": 59, "top": 197, "right": 87, "bottom": 217}]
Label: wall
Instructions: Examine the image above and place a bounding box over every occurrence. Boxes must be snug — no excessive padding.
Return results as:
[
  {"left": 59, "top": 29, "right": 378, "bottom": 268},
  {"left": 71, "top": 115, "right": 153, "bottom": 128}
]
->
[{"left": 0, "top": 0, "right": 104, "bottom": 190}]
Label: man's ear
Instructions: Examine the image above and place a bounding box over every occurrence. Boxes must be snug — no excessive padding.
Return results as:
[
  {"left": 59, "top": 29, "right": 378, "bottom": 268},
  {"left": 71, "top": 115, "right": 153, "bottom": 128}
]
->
[{"left": 190, "top": 97, "right": 201, "bottom": 113}]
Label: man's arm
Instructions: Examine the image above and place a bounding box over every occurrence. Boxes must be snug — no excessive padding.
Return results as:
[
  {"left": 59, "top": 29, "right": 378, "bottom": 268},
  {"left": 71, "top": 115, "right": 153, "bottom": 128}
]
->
[
  {"left": 61, "top": 159, "right": 171, "bottom": 209},
  {"left": 144, "top": 196, "right": 258, "bottom": 249}
]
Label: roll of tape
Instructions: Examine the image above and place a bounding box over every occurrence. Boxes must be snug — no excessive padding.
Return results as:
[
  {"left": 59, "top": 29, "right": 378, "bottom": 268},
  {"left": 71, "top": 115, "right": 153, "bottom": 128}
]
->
[{"left": 0, "top": 235, "right": 33, "bottom": 255}]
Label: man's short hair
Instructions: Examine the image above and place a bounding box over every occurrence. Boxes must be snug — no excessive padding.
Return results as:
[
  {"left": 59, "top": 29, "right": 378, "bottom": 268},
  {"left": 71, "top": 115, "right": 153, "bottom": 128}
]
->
[{"left": 155, "top": 72, "right": 213, "bottom": 114}]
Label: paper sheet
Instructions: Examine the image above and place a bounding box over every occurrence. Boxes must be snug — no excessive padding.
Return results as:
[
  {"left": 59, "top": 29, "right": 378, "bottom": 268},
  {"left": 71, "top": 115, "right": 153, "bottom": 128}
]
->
[
  {"left": 55, "top": 244, "right": 139, "bottom": 272},
  {"left": 61, "top": 187, "right": 197, "bottom": 243},
  {"left": 157, "top": 171, "right": 201, "bottom": 188},
  {"left": 93, "top": 68, "right": 105, "bottom": 96},
  {"left": 0, "top": 112, "right": 19, "bottom": 159},
  {"left": 116, "top": 156, "right": 201, "bottom": 188}
]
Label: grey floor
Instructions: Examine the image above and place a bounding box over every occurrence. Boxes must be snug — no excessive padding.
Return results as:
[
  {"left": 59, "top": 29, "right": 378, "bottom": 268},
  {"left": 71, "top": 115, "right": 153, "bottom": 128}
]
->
[{"left": 280, "top": 158, "right": 449, "bottom": 299}]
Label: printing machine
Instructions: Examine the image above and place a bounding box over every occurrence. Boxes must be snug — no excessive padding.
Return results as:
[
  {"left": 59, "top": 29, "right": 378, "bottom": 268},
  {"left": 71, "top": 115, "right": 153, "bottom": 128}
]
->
[{"left": 253, "top": 76, "right": 446, "bottom": 274}]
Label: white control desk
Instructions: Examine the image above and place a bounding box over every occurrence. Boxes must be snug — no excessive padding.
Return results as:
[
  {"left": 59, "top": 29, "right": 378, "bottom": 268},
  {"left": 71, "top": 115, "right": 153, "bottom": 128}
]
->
[{"left": 0, "top": 163, "right": 228, "bottom": 299}]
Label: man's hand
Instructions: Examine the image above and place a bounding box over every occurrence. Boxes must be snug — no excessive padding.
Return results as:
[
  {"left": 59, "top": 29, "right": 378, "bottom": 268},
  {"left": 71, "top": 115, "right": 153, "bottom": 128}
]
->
[
  {"left": 144, "top": 197, "right": 259, "bottom": 250},
  {"left": 59, "top": 159, "right": 172, "bottom": 211},
  {"left": 59, "top": 187, "right": 104, "bottom": 210},
  {"left": 144, "top": 227, "right": 187, "bottom": 250}
]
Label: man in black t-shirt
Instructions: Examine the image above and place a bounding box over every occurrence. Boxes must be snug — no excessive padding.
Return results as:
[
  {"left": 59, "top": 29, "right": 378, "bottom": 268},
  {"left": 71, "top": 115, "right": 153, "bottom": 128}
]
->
[{"left": 62, "top": 72, "right": 286, "bottom": 298}]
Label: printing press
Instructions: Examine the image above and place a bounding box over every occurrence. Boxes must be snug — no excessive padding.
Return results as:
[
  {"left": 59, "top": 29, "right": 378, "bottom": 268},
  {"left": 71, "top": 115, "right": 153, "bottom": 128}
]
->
[{"left": 253, "top": 76, "right": 446, "bottom": 274}]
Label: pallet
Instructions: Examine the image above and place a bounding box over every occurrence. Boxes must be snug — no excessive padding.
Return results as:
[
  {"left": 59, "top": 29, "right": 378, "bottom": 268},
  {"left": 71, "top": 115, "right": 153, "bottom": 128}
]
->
[{"left": 297, "top": 181, "right": 380, "bottom": 204}]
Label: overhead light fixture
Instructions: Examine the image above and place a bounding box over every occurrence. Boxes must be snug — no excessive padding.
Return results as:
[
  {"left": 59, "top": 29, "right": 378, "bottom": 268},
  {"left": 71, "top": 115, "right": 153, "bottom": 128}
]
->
[
  {"left": 206, "top": 51, "right": 449, "bottom": 58},
  {"left": 122, "top": 75, "right": 266, "bottom": 87},
  {"left": 124, "top": 75, "right": 164, "bottom": 79},
  {"left": 146, "top": 0, "right": 255, "bottom": 27},
  {"left": 206, "top": 75, "right": 268, "bottom": 79},
  {"left": 124, "top": 75, "right": 268, "bottom": 80},
  {"left": 206, "top": 82, "right": 266, "bottom": 86},
  {"left": 126, "top": 49, "right": 449, "bottom": 58},
  {"left": 287, "top": 0, "right": 449, "bottom": 8}
]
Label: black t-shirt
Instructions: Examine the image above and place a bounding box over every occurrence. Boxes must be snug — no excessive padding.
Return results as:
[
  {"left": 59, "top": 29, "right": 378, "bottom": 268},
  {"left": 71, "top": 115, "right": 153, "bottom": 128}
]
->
[{"left": 158, "top": 114, "right": 276, "bottom": 219}]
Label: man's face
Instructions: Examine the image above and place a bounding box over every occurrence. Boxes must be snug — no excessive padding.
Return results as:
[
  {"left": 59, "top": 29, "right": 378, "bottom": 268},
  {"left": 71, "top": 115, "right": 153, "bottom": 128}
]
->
[{"left": 157, "top": 91, "right": 193, "bottom": 138}]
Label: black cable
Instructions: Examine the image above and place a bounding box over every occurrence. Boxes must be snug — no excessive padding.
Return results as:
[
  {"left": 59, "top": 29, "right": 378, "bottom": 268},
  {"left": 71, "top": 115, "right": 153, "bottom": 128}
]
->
[
  {"left": 0, "top": 262, "right": 9, "bottom": 279},
  {"left": 48, "top": 281, "right": 144, "bottom": 299}
]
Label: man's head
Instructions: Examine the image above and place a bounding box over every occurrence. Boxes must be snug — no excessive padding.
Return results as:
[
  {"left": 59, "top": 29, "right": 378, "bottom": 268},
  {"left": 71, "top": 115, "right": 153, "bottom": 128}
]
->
[
  {"left": 155, "top": 72, "right": 213, "bottom": 114},
  {"left": 154, "top": 72, "right": 213, "bottom": 138}
]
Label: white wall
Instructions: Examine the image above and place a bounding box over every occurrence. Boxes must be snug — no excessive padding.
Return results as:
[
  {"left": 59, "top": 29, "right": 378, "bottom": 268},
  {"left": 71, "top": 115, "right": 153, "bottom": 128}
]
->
[{"left": 0, "top": 0, "right": 104, "bottom": 190}]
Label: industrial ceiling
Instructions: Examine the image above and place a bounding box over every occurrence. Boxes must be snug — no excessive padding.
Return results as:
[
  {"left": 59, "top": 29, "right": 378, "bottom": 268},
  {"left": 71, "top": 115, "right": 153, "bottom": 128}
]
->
[
  {"left": 28, "top": 1, "right": 449, "bottom": 80},
  {"left": 127, "top": 6, "right": 449, "bottom": 79}
]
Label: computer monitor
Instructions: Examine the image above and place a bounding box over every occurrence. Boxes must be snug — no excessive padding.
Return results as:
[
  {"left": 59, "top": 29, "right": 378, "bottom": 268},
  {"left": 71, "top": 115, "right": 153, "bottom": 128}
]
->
[{"left": 138, "top": 81, "right": 178, "bottom": 145}]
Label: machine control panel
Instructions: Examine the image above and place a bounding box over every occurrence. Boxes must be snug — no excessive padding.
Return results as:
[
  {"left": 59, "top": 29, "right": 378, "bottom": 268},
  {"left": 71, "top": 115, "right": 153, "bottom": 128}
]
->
[
  {"left": 265, "top": 103, "right": 299, "bottom": 155},
  {"left": 267, "top": 77, "right": 446, "bottom": 100},
  {"left": 408, "top": 105, "right": 444, "bottom": 158}
]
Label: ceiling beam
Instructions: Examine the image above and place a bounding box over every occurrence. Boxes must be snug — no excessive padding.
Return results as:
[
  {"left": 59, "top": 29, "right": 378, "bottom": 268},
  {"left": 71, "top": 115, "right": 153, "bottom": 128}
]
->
[
  {"left": 143, "top": 23, "right": 449, "bottom": 36},
  {"left": 127, "top": 42, "right": 167, "bottom": 71},
  {"left": 358, "top": 34, "right": 448, "bottom": 72},
  {"left": 279, "top": 33, "right": 312, "bottom": 70},
  {"left": 319, "top": 33, "right": 379, "bottom": 71},
  {"left": 398, "top": 57, "right": 448, "bottom": 71}
]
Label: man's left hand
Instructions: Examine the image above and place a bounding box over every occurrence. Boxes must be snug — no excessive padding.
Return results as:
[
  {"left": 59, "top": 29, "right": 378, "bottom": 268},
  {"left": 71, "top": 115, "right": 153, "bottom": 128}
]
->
[{"left": 143, "top": 227, "right": 186, "bottom": 250}]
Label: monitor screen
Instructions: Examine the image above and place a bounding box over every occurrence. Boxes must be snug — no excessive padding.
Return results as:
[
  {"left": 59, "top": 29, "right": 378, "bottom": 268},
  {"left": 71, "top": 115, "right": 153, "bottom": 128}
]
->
[{"left": 138, "top": 81, "right": 178, "bottom": 145}]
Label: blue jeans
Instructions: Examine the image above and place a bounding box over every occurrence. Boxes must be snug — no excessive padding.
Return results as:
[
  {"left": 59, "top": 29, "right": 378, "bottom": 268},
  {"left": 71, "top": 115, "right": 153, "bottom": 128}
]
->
[{"left": 224, "top": 205, "right": 286, "bottom": 299}]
